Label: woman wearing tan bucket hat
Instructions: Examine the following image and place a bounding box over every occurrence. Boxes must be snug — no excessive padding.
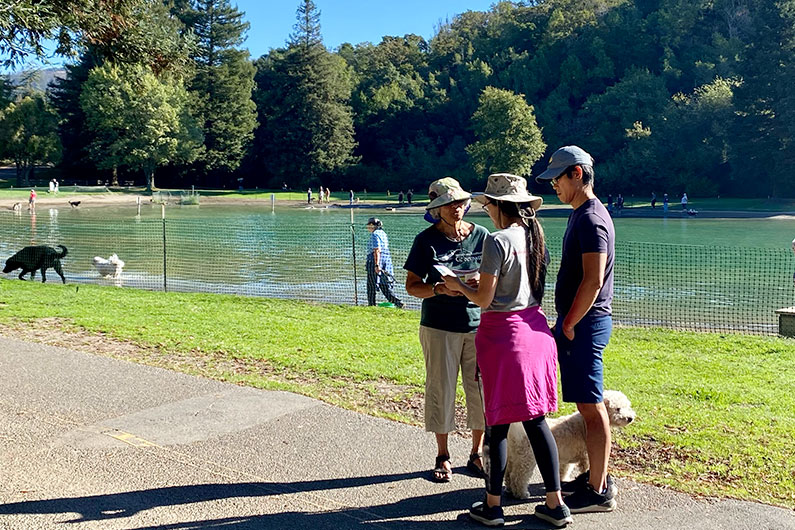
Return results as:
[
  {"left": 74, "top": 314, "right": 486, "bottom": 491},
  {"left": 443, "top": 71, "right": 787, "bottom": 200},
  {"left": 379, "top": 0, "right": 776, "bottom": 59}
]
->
[
  {"left": 443, "top": 173, "right": 571, "bottom": 527},
  {"left": 403, "top": 177, "right": 488, "bottom": 483}
]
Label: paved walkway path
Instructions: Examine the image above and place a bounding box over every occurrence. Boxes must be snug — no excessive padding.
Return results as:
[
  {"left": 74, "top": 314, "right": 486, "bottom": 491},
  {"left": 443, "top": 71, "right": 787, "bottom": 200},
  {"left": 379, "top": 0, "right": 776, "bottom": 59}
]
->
[{"left": 1, "top": 336, "right": 793, "bottom": 529}]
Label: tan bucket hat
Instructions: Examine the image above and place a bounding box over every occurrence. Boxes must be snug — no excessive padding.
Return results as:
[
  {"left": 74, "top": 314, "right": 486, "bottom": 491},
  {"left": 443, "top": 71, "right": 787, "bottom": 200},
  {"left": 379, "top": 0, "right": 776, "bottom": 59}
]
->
[
  {"left": 426, "top": 177, "right": 471, "bottom": 210},
  {"left": 472, "top": 173, "right": 543, "bottom": 210}
]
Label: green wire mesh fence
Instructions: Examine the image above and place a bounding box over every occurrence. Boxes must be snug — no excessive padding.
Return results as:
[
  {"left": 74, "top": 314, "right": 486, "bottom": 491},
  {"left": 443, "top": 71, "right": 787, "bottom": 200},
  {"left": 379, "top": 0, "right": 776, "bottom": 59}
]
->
[{"left": 1, "top": 213, "right": 792, "bottom": 335}]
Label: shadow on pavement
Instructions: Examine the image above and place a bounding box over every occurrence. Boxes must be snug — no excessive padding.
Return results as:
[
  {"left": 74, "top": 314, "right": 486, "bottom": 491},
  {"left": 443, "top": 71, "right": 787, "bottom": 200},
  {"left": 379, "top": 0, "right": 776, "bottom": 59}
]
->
[{"left": 0, "top": 473, "right": 560, "bottom": 529}]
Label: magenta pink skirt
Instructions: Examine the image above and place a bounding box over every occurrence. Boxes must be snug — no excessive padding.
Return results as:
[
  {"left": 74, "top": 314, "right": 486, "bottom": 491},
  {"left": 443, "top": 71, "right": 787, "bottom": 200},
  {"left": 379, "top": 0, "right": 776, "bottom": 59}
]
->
[{"left": 475, "top": 306, "right": 558, "bottom": 426}]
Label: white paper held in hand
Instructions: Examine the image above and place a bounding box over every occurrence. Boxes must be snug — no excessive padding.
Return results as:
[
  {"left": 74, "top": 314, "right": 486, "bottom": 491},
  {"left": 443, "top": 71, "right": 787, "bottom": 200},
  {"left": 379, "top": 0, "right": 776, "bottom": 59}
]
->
[{"left": 432, "top": 264, "right": 457, "bottom": 277}]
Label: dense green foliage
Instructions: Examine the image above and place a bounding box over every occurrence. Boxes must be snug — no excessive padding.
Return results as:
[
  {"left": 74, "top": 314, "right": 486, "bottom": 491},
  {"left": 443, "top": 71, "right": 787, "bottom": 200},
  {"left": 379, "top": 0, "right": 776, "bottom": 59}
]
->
[
  {"left": 0, "top": 94, "right": 61, "bottom": 186},
  {"left": 79, "top": 63, "right": 201, "bottom": 191},
  {"left": 468, "top": 86, "right": 546, "bottom": 175},
  {"left": 5, "top": 0, "right": 795, "bottom": 196},
  {"left": 48, "top": 1, "right": 196, "bottom": 182},
  {"left": 0, "top": 279, "right": 793, "bottom": 508},
  {"left": 0, "top": 0, "right": 141, "bottom": 67}
]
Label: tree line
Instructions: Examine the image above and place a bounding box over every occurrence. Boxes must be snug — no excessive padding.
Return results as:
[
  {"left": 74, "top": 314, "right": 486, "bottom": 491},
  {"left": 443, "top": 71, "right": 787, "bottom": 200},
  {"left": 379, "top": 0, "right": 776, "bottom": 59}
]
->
[{"left": 1, "top": 0, "right": 793, "bottom": 197}]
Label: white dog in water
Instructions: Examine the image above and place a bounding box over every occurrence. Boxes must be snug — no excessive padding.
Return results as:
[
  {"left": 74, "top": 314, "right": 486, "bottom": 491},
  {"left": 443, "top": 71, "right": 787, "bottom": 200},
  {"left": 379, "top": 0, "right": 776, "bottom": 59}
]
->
[
  {"left": 502, "top": 390, "right": 636, "bottom": 499},
  {"left": 92, "top": 254, "right": 125, "bottom": 278}
]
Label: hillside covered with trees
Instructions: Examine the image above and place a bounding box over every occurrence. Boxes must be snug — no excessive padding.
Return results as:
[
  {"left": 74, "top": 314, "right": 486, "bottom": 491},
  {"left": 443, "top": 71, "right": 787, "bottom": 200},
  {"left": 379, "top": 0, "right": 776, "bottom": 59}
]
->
[{"left": 1, "top": 0, "right": 793, "bottom": 197}]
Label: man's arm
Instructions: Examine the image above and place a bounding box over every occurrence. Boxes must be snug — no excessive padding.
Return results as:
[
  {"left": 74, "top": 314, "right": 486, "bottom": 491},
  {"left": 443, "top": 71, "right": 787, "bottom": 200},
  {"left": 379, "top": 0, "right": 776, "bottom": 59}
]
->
[{"left": 562, "top": 252, "right": 606, "bottom": 339}]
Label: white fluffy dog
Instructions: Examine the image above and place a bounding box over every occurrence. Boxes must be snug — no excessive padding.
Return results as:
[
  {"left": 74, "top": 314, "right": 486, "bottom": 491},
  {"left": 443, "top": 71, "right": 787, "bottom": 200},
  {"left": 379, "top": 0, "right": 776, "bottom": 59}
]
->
[
  {"left": 92, "top": 254, "right": 125, "bottom": 278},
  {"left": 503, "top": 390, "right": 636, "bottom": 499}
]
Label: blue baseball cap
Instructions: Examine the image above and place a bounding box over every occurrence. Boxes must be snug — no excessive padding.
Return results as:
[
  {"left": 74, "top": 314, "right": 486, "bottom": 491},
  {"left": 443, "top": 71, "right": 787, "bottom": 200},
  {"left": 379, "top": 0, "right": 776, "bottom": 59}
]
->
[{"left": 535, "top": 145, "right": 594, "bottom": 182}]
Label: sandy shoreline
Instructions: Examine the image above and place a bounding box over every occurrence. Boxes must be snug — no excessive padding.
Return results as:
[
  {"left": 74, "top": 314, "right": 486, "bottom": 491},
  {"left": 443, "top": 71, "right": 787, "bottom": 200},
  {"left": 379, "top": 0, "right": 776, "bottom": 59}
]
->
[{"left": 1, "top": 193, "right": 794, "bottom": 219}]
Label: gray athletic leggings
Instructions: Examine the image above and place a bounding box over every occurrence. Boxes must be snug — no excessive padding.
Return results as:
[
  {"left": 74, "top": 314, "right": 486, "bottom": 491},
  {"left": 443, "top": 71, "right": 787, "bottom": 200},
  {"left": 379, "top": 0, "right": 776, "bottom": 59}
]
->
[{"left": 485, "top": 416, "right": 561, "bottom": 496}]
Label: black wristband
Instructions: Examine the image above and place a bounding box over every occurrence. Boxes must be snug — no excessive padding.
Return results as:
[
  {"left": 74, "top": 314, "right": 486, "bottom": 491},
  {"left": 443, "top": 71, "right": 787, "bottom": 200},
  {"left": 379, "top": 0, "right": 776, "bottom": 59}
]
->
[{"left": 432, "top": 283, "right": 440, "bottom": 296}]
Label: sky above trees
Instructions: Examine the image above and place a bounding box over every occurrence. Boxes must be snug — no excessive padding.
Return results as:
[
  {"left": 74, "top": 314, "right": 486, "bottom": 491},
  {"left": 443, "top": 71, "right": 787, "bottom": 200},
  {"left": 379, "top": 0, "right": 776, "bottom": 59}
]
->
[{"left": 1, "top": 0, "right": 496, "bottom": 72}]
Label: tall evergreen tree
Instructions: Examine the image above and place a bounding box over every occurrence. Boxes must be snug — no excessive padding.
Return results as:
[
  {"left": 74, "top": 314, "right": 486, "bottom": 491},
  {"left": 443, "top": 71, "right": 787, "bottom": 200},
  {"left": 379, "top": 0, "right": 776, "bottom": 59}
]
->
[
  {"left": 733, "top": 0, "right": 795, "bottom": 197},
  {"left": 175, "top": 0, "right": 257, "bottom": 184},
  {"left": 0, "top": 76, "right": 14, "bottom": 108},
  {"left": 48, "top": 56, "right": 99, "bottom": 180},
  {"left": 252, "top": 0, "right": 356, "bottom": 187}
]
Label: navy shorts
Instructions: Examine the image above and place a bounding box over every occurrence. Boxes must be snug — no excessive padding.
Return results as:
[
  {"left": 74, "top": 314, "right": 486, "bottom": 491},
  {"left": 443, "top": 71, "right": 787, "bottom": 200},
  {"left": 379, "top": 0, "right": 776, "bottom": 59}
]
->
[{"left": 555, "top": 315, "right": 612, "bottom": 404}]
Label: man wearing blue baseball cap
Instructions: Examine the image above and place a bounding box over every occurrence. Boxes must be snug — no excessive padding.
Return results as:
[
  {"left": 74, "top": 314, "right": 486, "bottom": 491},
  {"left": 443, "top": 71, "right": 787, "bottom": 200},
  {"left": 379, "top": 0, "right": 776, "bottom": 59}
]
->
[{"left": 536, "top": 146, "right": 617, "bottom": 514}]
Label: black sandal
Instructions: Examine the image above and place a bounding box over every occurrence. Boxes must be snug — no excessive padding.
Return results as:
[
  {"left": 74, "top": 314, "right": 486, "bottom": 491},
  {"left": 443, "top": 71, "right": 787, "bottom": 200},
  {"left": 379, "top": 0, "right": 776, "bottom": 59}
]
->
[
  {"left": 432, "top": 454, "right": 452, "bottom": 482},
  {"left": 467, "top": 452, "right": 486, "bottom": 479}
]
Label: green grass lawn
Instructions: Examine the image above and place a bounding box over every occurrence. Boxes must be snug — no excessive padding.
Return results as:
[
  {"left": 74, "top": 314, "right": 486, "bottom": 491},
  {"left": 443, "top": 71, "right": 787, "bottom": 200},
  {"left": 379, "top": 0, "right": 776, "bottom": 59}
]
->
[{"left": 1, "top": 281, "right": 793, "bottom": 508}]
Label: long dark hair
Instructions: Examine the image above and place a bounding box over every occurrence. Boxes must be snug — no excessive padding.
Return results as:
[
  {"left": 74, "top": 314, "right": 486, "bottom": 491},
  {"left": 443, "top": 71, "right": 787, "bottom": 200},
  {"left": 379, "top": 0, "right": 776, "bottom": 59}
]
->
[{"left": 495, "top": 200, "right": 547, "bottom": 302}]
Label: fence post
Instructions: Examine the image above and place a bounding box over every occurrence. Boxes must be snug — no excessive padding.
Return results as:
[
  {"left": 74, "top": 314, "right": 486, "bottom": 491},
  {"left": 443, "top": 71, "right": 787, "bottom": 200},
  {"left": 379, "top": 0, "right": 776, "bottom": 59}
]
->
[
  {"left": 351, "top": 208, "right": 358, "bottom": 305},
  {"left": 162, "top": 203, "right": 167, "bottom": 292}
]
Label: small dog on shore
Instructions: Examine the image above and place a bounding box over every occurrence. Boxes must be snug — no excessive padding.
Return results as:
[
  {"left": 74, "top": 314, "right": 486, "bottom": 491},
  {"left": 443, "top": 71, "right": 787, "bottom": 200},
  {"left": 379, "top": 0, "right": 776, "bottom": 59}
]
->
[
  {"left": 92, "top": 254, "right": 125, "bottom": 278},
  {"left": 3, "top": 245, "right": 68, "bottom": 283},
  {"left": 503, "top": 390, "right": 636, "bottom": 499},
  {"left": 10, "top": 202, "right": 22, "bottom": 213}
]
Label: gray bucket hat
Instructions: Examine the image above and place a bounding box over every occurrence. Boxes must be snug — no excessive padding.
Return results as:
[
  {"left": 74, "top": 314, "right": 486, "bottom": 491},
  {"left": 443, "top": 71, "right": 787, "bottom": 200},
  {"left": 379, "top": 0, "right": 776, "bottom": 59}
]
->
[
  {"left": 472, "top": 173, "right": 543, "bottom": 211},
  {"left": 535, "top": 145, "right": 594, "bottom": 182}
]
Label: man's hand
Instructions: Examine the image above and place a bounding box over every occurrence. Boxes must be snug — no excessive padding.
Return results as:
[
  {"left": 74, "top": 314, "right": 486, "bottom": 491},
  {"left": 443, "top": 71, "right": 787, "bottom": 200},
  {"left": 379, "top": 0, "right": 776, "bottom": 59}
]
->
[{"left": 563, "top": 324, "right": 575, "bottom": 341}]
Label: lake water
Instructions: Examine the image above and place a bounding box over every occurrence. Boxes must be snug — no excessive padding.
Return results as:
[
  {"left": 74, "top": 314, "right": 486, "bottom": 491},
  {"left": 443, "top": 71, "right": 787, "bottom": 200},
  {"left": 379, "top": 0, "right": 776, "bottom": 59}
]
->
[
  {"left": 1, "top": 202, "right": 793, "bottom": 334},
  {"left": 24, "top": 201, "right": 792, "bottom": 247}
]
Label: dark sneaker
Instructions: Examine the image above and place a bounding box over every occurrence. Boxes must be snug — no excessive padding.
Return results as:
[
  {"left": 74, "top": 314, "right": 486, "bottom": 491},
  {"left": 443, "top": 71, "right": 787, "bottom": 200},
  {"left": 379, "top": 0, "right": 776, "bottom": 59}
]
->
[
  {"left": 561, "top": 471, "right": 590, "bottom": 496},
  {"left": 564, "top": 483, "right": 617, "bottom": 513},
  {"left": 469, "top": 501, "right": 505, "bottom": 527},
  {"left": 561, "top": 471, "right": 617, "bottom": 498},
  {"left": 534, "top": 503, "right": 573, "bottom": 527}
]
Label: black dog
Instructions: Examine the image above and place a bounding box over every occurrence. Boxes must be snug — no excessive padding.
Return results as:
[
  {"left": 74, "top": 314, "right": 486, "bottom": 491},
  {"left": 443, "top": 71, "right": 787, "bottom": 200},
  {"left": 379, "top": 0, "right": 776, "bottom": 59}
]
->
[
  {"left": 3, "top": 245, "right": 68, "bottom": 283},
  {"left": 69, "top": 201, "right": 81, "bottom": 208}
]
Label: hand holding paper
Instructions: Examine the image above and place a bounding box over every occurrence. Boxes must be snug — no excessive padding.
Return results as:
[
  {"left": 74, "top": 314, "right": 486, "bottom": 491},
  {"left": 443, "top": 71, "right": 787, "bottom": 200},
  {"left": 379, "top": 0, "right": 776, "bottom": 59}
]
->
[{"left": 432, "top": 264, "right": 457, "bottom": 277}]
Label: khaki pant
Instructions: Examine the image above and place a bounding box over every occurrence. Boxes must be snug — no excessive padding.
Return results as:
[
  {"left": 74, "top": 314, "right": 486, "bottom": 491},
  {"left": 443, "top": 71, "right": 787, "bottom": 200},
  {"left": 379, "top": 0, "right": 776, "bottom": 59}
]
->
[{"left": 419, "top": 325, "right": 485, "bottom": 433}]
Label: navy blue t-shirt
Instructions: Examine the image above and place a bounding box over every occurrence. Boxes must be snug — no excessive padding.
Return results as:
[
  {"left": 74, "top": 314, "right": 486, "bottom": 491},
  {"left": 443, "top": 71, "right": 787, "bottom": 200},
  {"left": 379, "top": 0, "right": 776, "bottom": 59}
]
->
[{"left": 555, "top": 198, "right": 615, "bottom": 318}]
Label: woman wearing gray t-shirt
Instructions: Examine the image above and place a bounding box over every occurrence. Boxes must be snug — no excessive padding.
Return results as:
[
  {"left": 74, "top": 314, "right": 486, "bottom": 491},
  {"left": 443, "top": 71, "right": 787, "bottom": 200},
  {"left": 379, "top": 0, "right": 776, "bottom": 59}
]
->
[{"left": 444, "top": 173, "right": 570, "bottom": 528}]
